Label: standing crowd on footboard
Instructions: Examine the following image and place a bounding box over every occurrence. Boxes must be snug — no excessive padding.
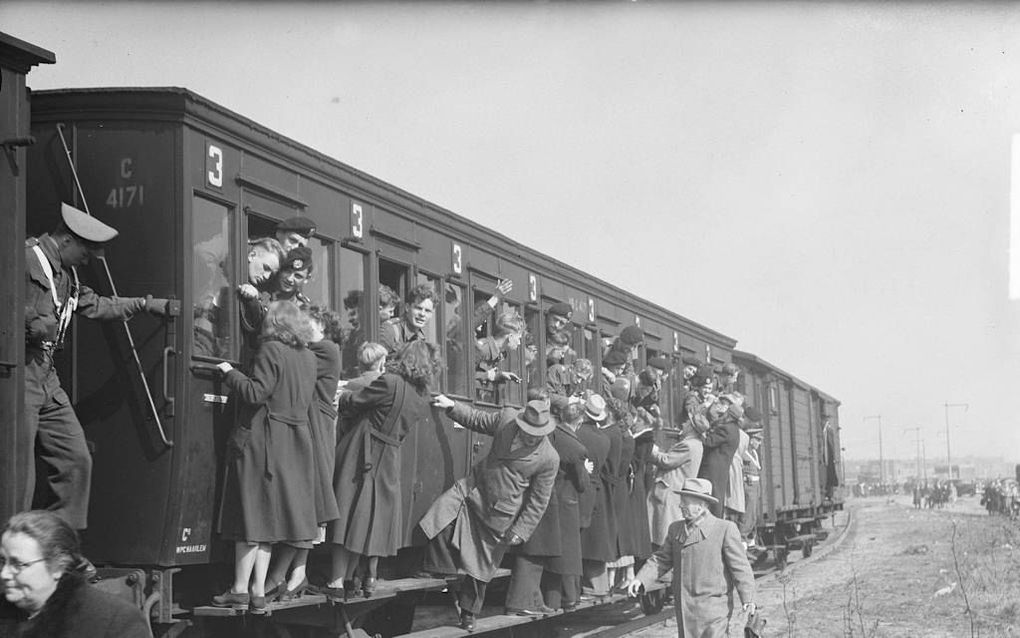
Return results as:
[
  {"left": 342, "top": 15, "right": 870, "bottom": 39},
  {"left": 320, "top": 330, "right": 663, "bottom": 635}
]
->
[{"left": 16, "top": 204, "right": 767, "bottom": 634}]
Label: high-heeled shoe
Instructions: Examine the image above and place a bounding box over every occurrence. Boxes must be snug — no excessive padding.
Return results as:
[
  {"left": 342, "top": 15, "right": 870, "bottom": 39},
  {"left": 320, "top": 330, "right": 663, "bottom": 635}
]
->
[
  {"left": 280, "top": 578, "right": 309, "bottom": 601},
  {"left": 264, "top": 577, "right": 284, "bottom": 602}
]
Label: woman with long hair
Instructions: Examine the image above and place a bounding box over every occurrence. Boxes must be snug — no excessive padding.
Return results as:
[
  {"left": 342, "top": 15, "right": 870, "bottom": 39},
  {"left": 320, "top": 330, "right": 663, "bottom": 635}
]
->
[
  {"left": 325, "top": 340, "right": 442, "bottom": 599},
  {"left": 212, "top": 300, "right": 318, "bottom": 613}
]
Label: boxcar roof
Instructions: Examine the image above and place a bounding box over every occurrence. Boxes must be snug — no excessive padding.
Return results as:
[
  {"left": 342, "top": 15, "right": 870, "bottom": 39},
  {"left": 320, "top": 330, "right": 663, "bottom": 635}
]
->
[
  {"left": 732, "top": 349, "right": 839, "bottom": 406},
  {"left": 32, "top": 86, "right": 736, "bottom": 348}
]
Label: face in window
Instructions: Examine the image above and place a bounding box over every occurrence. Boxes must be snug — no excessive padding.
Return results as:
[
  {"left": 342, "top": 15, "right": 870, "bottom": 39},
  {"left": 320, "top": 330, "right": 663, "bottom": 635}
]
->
[
  {"left": 546, "top": 314, "right": 569, "bottom": 334},
  {"left": 276, "top": 231, "right": 307, "bottom": 253},
  {"left": 405, "top": 298, "right": 435, "bottom": 330},
  {"left": 379, "top": 302, "right": 396, "bottom": 323},
  {"left": 247, "top": 246, "right": 281, "bottom": 287},
  {"left": 505, "top": 331, "right": 522, "bottom": 351},
  {"left": 278, "top": 268, "right": 310, "bottom": 294},
  {"left": 346, "top": 306, "right": 361, "bottom": 330}
]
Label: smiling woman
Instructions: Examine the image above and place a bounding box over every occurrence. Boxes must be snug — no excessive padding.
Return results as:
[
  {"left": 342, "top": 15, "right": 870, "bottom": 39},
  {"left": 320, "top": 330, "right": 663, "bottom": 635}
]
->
[{"left": 0, "top": 511, "right": 151, "bottom": 637}]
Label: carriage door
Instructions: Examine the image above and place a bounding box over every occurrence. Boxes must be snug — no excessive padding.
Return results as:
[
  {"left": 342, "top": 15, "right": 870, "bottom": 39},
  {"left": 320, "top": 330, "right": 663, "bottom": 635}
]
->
[{"left": 375, "top": 238, "right": 422, "bottom": 545}]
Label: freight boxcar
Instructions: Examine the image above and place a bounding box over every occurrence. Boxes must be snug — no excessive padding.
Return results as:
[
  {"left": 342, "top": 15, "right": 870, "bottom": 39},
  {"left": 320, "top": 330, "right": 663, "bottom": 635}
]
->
[{"left": 733, "top": 350, "right": 843, "bottom": 567}]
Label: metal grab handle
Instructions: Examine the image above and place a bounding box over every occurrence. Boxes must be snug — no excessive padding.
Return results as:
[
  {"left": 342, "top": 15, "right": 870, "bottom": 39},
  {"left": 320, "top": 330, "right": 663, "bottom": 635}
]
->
[
  {"left": 55, "top": 123, "right": 173, "bottom": 449},
  {"left": 161, "top": 347, "right": 176, "bottom": 419}
]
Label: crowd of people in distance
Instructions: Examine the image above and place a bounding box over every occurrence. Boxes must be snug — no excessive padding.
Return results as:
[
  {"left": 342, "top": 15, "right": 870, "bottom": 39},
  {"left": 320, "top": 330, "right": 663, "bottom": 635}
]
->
[{"left": 981, "top": 479, "right": 1020, "bottom": 519}]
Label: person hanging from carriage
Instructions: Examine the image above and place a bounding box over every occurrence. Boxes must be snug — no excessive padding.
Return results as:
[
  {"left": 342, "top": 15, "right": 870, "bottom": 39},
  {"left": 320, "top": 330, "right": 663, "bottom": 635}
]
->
[
  {"left": 325, "top": 340, "right": 442, "bottom": 600},
  {"left": 419, "top": 398, "right": 558, "bottom": 632},
  {"left": 24, "top": 203, "right": 170, "bottom": 531}
]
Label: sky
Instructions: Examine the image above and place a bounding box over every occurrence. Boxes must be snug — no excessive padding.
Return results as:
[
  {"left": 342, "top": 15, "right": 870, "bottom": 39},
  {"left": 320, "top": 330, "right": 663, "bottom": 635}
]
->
[{"left": 4, "top": 1, "right": 1019, "bottom": 466}]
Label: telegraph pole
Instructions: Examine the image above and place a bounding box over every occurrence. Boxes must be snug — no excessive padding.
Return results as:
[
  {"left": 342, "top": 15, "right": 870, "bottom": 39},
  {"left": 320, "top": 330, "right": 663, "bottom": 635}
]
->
[
  {"left": 943, "top": 403, "right": 968, "bottom": 480},
  {"left": 904, "top": 427, "right": 923, "bottom": 481},
  {"left": 864, "top": 415, "right": 883, "bottom": 484}
]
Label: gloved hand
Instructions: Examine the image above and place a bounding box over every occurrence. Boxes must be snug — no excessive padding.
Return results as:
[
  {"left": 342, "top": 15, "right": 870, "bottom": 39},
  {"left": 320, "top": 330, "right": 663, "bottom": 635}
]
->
[{"left": 143, "top": 295, "right": 171, "bottom": 316}]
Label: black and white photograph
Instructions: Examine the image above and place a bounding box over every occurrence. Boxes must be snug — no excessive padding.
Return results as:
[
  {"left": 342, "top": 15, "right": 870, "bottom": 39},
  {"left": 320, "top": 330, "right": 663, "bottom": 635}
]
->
[{"left": 1, "top": 3, "right": 1019, "bottom": 637}]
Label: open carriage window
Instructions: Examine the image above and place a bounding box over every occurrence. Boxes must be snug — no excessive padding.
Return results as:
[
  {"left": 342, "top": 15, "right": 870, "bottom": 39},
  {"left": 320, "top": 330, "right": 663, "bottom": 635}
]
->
[
  {"left": 338, "top": 247, "right": 367, "bottom": 379},
  {"left": 191, "top": 196, "right": 234, "bottom": 360},
  {"left": 444, "top": 282, "right": 469, "bottom": 397}
]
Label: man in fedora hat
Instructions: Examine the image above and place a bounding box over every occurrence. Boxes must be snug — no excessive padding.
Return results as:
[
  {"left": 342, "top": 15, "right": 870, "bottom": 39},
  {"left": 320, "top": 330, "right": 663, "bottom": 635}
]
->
[
  {"left": 24, "top": 203, "right": 170, "bottom": 530},
  {"left": 421, "top": 397, "right": 559, "bottom": 631},
  {"left": 626, "top": 478, "right": 756, "bottom": 637}
]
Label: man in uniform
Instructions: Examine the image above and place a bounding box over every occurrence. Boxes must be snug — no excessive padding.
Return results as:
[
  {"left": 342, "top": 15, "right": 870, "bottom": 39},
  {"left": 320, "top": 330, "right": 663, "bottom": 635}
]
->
[
  {"left": 379, "top": 283, "right": 438, "bottom": 354},
  {"left": 24, "top": 203, "right": 170, "bottom": 530},
  {"left": 274, "top": 215, "right": 316, "bottom": 253},
  {"left": 545, "top": 302, "right": 574, "bottom": 361}
]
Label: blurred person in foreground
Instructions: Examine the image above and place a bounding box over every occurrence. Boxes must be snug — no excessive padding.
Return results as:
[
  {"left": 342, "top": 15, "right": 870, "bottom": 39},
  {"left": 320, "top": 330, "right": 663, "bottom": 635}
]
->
[
  {"left": 626, "top": 478, "right": 755, "bottom": 638},
  {"left": 0, "top": 510, "right": 150, "bottom": 637}
]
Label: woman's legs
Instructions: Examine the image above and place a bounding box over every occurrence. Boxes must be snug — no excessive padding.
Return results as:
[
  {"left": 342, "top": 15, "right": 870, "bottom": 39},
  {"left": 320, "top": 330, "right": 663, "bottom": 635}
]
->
[
  {"left": 327, "top": 544, "right": 360, "bottom": 588},
  {"left": 230, "top": 541, "right": 259, "bottom": 593}
]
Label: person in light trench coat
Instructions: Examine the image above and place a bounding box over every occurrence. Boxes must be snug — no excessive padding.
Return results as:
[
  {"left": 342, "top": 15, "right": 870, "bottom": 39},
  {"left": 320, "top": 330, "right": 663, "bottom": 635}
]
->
[{"left": 626, "top": 478, "right": 756, "bottom": 638}]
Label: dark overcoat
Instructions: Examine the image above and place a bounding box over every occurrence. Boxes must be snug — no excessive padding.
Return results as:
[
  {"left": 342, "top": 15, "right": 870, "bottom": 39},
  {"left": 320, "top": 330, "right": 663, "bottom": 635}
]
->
[
  {"left": 627, "top": 430, "right": 654, "bottom": 559},
  {"left": 0, "top": 573, "right": 150, "bottom": 638},
  {"left": 524, "top": 423, "right": 589, "bottom": 576},
  {"left": 635, "top": 514, "right": 755, "bottom": 637},
  {"left": 419, "top": 402, "right": 559, "bottom": 581},
  {"left": 578, "top": 421, "right": 615, "bottom": 562},
  {"left": 309, "top": 339, "right": 341, "bottom": 526},
  {"left": 614, "top": 424, "right": 636, "bottom": 556},
  {"left": 698, "top": 417, "right": 741, "bottom": 517},
  {"left": 219, "top": 340, "right": 318, "bottom": 543},
  {"left": 329, "top": 372, "right": 430, "bottom": 556}
]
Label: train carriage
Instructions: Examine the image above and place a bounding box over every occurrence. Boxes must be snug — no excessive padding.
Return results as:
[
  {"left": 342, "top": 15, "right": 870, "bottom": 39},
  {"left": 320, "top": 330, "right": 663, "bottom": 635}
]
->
[
  {"left": 14, "top": 85, "right": 766, "bottom": 635},
  {"left": 733, "top": 350, "right": 843, "bottom": 566}
]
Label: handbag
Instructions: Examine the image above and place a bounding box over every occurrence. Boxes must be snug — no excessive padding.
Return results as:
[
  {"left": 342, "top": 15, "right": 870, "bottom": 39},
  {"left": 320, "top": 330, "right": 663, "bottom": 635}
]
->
[{"left": 745, "top": 610, "right": 766, "bottom": 638}]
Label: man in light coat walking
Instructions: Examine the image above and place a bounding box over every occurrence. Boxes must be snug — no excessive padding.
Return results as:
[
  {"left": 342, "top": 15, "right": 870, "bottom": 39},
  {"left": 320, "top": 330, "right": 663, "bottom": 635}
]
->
[{"left": 626, "top": 478, "right": 756, "bottom": 637}]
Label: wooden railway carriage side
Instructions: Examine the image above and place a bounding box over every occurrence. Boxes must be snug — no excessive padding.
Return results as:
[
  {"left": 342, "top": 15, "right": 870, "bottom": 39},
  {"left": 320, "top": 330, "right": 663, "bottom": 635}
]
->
[{"left": 20, "top": 87, "right": 740, "bottom": 634}]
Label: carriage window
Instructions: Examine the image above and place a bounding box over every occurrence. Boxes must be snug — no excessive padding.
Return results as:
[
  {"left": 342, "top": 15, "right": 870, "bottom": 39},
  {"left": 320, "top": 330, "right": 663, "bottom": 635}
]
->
[
  {"left": 444, "top": 282, "right": 469, "bottom": 397},
  {"left": 339, "top": 247, "right": 367, "bottom": 379},
  {"left": 191, "top": 196, "right": 234, "bottom": 359},
  {"left": 379, "top": 259, "right": 409, "bottom": 306},
  {"left": 305, "top": 238, "right": 332, "bottom": 307},
  {"left": 524, "top": 307, "right": 542, "bottom": 393},
  {"left": 503, "top": 302, "right": 524, "bottom": 407}
]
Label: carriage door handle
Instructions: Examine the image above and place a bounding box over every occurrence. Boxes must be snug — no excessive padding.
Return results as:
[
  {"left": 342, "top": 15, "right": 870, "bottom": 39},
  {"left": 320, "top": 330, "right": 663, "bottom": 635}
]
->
[{"left": 161, "top": 347, "right": 176, "bottom": 418}]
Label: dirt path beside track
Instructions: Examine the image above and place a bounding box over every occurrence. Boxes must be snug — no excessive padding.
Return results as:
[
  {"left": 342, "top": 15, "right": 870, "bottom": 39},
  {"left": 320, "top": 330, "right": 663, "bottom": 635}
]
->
[{"left": 634, "top": 495, "right": 1020, "bottom": 637}]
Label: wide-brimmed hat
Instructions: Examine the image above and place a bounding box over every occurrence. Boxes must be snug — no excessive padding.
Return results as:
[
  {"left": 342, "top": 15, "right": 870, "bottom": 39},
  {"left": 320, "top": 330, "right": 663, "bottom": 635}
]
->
[
  {"left": 674, "top": 477, "right": 718, "bottom": 504},
  {"left": 584, "top": 394, "right": 607, "bottom": 422},
  {"left": 515, "top": 400, "right": 555, "bottom": 437}
]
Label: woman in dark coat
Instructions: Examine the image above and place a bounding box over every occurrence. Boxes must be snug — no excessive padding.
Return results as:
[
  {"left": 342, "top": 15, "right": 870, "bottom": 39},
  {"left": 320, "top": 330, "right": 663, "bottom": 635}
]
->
[
  {"left": 539, "top": 401, "right": 591, "bottom": 610},
  {"left": 698, "top": 394, "right": 744, "bottom": 518},
  {"left": 264, "top": 306, "right": 343, "bottom": 601},
  {"left": 0, "top": 511, "right": 150, "bottom": 638},
  {"left": 326, "top": 340, "right": 441, "bottom": 598},
  {"left": 577, "top": 394, "right": 615, "bottom": 597},
  {"left": 213, "top": 300, "right": 318, "bottom": 613}
]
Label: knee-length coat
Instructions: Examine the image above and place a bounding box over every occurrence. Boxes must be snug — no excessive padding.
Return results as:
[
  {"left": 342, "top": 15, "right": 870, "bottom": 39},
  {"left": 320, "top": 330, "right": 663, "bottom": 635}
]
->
[
  {"left": 576, "top": 421, "right": 610, "bottom": 534},
  {"left": 614, "top": 424, "right": 637, "bottom": 556},
  {"left": 627, "top": 428, "right": 654, "bottom": 559},
  {"left": 698, "top": 417, "right": 741, "bottom": 517},
  {"left": 580, "top": 421, "right": 619, "bottom": 563},
  {"left": 309, "top": 339, "right": 341, "bottom": 526},
  {"left": 648, "top": 431, "right": 704, "bottom": 546},
  {"left": 219, "top": 340, "right": 318, "bottom": 543},
  {"left": 725, "top": 429, "right": 750, "bottom": 514},
  {"left": 329, "top": 372, "right": 430, "bottom": 556},
  {"left": 527, "top": 422, "right": 589, "bottom": 576},
  {"left": 635, "top": 513, "right": 755, "bottom": 637}
]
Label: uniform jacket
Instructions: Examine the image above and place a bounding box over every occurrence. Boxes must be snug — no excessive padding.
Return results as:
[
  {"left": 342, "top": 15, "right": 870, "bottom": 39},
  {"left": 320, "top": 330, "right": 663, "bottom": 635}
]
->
[
  {"left": 379, "top": 317, "right": 428, "bottom": 354},
  {"left": 0, "top": 573, "right": 150, "bottom": 638},
  {"left": 636, "top": 513, "right": 755, "bottom": 638},
  {"left": 25, "top": 234, "right": 144, "bottom": 361},
  {"left": 420, "top": 402, "right": 559, "bottom": 543}
]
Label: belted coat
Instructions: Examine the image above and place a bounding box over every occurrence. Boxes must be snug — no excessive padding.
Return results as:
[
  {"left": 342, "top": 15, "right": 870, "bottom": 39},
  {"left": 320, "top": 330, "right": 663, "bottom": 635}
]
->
[
  {"left": 308, "top": 340, "right": 342, "bottom": 526},
  {"left": 329, "top": 372, "right": 431, "bottom": 556},
  {"left": 636, "top": 513, "right": 755, "bottom": 638},
  {"left": 219, "top": 340, "right": 318, "bottom": 543},
  {"left": 419, "top": 402, "right": 558, "bottom": 582}
]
